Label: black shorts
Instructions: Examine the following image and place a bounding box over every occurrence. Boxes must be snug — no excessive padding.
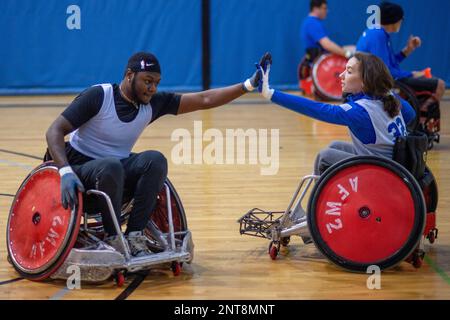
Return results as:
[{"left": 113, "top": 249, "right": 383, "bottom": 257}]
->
[{"left": 398, "top": 77, "right": 439, "bottom": 93}]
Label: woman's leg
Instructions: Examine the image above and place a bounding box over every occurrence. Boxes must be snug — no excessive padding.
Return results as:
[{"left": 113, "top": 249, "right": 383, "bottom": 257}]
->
[{"left": 314, "top": 141, "right": 357, "bottom": 175}]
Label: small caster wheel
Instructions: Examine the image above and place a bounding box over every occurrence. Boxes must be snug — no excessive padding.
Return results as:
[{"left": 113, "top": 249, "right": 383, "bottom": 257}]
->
[
  {"left": 268, "top": 242, "right": 279, "bottom": 260},
  {"left": 280, "top": 237, "right": 291, "bottom": 247},
  {"left": 413, "top": 256, "right": 423, "bottom": 269},
  {"left": 428, "top": 231, "right": 435, "bottom": 244},
  {"left": 114, "top": 272, "right": 125, "bottom": 287},
  {"left": 171, "top": 261, "right": 181, "bottom": 276}
]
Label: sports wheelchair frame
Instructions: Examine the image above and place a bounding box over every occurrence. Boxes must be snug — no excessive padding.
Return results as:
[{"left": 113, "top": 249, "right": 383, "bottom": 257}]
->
[
  {"left": 6, "top": 162, "right": 194, "bottom": 286},
  {"left": 394, "top": 80, "right": 440, "bottom": 150},
  {"left": 238, "top": 155, "right": 438, "bottom": 272}
]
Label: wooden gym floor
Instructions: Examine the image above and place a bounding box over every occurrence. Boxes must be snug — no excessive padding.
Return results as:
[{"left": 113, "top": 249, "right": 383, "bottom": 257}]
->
[{"left": 0, "top": 92, "right": 449, "bottom": 300}]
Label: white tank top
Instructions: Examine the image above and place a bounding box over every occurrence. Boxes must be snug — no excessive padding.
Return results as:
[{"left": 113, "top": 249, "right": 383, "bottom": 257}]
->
[
  {"left": 69, "top": 84, "right": 152, "bottom": 159},
  {"left": 348, "top": 98, "right": 407, "bottom": 159}
]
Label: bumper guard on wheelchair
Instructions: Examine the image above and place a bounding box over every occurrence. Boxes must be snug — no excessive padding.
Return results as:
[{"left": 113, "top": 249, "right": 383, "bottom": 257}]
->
[
  {"left": 238, "top": 175, "right": 318, "bottom": 242},
  {"left": 238, "top": 208, "right": 285, "bottom": 240},
  {"left": 50, "top": 183, "right": 194, "bottom": 282}
]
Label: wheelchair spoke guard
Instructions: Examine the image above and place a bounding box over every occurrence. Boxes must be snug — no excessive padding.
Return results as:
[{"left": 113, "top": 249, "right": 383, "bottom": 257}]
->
[
  {"left": 7, "top": 165, "right": 82, "bottom": 280},
  {"left": 307, "top": 156, "right": 426, "bottom": 272}
]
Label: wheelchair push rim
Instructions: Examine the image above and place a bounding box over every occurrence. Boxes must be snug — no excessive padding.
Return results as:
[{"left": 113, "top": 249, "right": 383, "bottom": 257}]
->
[
  {"left": 7, "top": 164, "right": 82, "bottom": 280},
  {"left": 85, "top": 177, "right": 187, "bottom": 237},
  {"left": 312, "top": 54, "right": 347, "bottom": 101},
  {"left": 307, "top": 156, "right": 426, "bottom": 272},
  {"left": 147, "top": 178, "right": 188, "bottom": 234}
]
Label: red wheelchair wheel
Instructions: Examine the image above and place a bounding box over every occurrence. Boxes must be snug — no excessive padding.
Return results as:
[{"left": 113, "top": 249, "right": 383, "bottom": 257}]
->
[
  {"left": 7, "top": 164, "right": 82, "bottom": 280},
  {"left": 312, "top": 54, "right": 347, "bottom": 101},
  {"left": 149, "top": 178, "right": 188, "bottom": 235},
  {"left": 307, "top": 156, "right": 426, "bottom": 272},
  {"left": 86, "top": 177, "right": 188, "bottom": 240}
]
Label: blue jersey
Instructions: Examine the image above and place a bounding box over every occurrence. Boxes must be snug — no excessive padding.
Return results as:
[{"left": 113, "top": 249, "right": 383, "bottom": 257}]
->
[
  {"left": 301, "top": 15, "right": 327, "bottom": 49},
  {"left": 271, "top": 91, "right": 415, "bottom": 159},
  {"left": 356, "top": 28, "right": 412, "bottom": 80}
]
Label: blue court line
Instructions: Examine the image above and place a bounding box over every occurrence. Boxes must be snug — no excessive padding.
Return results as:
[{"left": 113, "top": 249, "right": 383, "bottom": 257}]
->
[{"left": 49, "top": 287, "right": 71, "bottom": 300}]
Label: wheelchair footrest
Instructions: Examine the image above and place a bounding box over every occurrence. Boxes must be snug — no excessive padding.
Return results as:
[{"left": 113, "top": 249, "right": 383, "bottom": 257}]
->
[{"left": 237, "top": 208, "right": 286, "bottom": 239}]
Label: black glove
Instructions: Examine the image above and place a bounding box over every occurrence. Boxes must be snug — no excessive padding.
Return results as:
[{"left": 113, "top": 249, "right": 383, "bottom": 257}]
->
[
  {"left": 59, "top": 166, "right": 85, "bottom": 210},
  {"left": 242, "top": 52, "right": 273, "bottom": 92}
]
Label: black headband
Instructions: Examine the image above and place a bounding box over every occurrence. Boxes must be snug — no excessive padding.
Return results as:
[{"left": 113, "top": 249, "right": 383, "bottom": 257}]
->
[{"left": 127, "top": 52, "right": 161, "bottom": 74}]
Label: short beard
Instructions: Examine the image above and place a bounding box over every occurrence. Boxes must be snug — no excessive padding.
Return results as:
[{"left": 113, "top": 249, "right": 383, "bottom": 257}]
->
[{"left": 131, "top": 75, "right": 145, "bottom": 105}]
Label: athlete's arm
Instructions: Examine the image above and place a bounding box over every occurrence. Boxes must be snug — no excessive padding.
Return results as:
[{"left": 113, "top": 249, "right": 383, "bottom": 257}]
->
[
  {"left": 260, "top": 64, "right": 353, "bottom": 125},
  {"left": 319, "top": 37, "right": 352, "bottom": 58},
  {"left": 46, "top": 86, "right": 103, "bottom": 168},
  {"left": 178, "top": 84, "right": 245, "bottom": 114},
  {"left": 46, "top": 115, "right": 75, "bottom": 168},
  {"left": 271, "top": 90, "right": 354, "bottom": 125},
  {"left": 177, "top": 53, "right": 272, "bottom": 114}
]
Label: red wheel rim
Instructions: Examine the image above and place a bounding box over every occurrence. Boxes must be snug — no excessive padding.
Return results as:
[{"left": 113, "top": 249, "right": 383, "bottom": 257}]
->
[
  {"left": 116, "top": 273, "right": 125, "bottom": 287},
  {"left": 7, "top": 166, "right": 82, "bottom": 277},
  {"left": 151, "top": 188, "right": 182, "bottom": 233},
  {"left": 172, "top": 262, "right": 181, "bottom": 276},
  {"left": 269, "top": 246, "right": 278, "bottom": 260},
  {"left": 312, "top": 54, "right": 347, "bottom": 100},
  {"left": 314, "top": 164, "right": 415, "bottom": 264}
]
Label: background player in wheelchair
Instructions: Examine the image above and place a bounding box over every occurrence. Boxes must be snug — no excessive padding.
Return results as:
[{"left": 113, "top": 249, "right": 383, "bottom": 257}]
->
[
  {"left": 356, "top": 1, "right": 446, "bottom": 148},
  {"left": 239, "top": 51, "right": 438, "bottom": 271},
  {"left": 298, "top": 0, "right": 355, "bottom": 100}
]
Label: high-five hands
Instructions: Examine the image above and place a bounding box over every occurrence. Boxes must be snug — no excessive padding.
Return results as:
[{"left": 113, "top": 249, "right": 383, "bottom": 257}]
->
[
  {"left": 242, "top": 52, "right": 273, "bottom": 92},
  {"left": 259, "top": 62, "right": 274, "bottom": 100}
]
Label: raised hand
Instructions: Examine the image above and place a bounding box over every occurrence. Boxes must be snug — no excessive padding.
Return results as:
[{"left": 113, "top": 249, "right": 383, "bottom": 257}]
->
[
  {"left": 259, "top": 63, "right": 274, "bottom": 100},
  {"left": 407, "top": 35, "right": 421, "bottom": 50},
  {"left": 403, "top": 35, "right": 421, "bottom": 56},
  {"left": 242, "top": 52, "right": 273, "bottom": 92}
]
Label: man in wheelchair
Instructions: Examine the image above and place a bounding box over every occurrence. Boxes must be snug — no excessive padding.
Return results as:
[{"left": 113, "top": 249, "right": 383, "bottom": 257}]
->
[
  {"left": 299, "top": 0, "right": 354, "bottom": 96},
  {"left": 300, "top": 0, "right": 353, "bottom": 65},
  {"left": 356, "top": 2, "right": 445, "bottom": 139},
  {"left": 45, "top": 51, "right": 271, "bottom": 257}
]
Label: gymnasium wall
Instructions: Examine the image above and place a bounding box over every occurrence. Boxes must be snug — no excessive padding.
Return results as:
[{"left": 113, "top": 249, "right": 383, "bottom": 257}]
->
[{"left": 0, "top": 0, "right": 448, "bottom": 94}]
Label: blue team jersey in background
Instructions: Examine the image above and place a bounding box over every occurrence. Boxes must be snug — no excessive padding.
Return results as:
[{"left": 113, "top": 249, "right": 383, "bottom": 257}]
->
[
  {"left": 301, "top": 15, "right": 328, "bottom": 49},
  {"left": 356, "top": 28, "right": 413, "bottom": 80}
]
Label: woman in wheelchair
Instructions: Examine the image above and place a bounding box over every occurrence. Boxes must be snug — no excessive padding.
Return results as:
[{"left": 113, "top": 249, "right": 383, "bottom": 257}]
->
[
  {"left": 259, "top": 52, "right": 416, "bottom": 174},
  {"left": 241, "top": 52, "right": 438, "bottom": 269}
]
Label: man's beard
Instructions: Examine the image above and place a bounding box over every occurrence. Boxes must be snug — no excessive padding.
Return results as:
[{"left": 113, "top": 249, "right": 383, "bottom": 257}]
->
[{"left": 131, "top": 76, "right": 146, "bottom": 105}]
